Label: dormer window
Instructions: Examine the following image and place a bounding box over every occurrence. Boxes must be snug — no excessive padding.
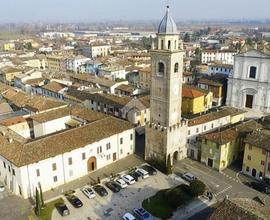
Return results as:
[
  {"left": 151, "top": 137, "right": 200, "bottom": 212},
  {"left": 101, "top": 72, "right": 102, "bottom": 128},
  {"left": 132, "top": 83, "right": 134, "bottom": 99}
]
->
[
  {"left": 249, "top": 66, "right": 257, "bottom": 79},
  {"left": 158, "top": 62, "right": 165, "bottom": 75}
]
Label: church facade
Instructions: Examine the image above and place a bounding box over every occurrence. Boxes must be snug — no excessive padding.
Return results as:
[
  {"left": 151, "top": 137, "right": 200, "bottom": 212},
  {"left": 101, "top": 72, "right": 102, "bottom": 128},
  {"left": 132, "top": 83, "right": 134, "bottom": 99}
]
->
[
  {"left": 145, "top": 6, "right": 188, "bottom": 165},
  {"left": 226, "top": 49, "right": 270, "bottom": 113}
]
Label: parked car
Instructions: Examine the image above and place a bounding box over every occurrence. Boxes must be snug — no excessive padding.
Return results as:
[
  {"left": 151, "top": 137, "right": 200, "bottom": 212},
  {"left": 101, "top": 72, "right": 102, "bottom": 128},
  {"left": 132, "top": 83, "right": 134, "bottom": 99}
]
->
[
  {"left": 141, "top": 165, "right": 157, "bottom": 175},
  {"left": 55, "top": 203, "right": 70, "bottom": 216},
  {"left": 182, "top": 172, "right": 197, "bottom": 182},
  {"left": 0, "top": 185, "right": 5, "bottom": 192},
  {"left": 129, "top": 170, "right": 143, "bottom": 182},
  {"left": 136, "top": 168, "right": 149, "bottom": 179},
  {"left": 122, "top": 174, "right": 135, "bottom": 185},
  {"left": 66, "top": 195, "right": 83, "bottom": 208},
  {"left": 134, "top": 208, "right": 153, "bottom": 220},
  {"left": 105, "top": 181, "right": 121, "bottom": 193},
  {"left": 115, "top": 178, "right": 128, "bottom": 188},
  {"left": 249, "top": 181, "right": 270, "bottom": 194},
  {"left": 81, "top": 186, "right": 95, "bottom": 199},
  {"left": 123, "top": 212, "right": 136, "bottom": 220},
  {"left": 93, "top": 184, "right": 108, "bottom": 197}
]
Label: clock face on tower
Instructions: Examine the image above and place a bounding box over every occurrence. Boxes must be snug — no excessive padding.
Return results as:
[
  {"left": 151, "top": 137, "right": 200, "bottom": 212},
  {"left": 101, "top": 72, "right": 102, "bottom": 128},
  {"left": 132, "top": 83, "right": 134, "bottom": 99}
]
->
[{"left": 173, "top": 84, "right": 179, "bottom": 96}]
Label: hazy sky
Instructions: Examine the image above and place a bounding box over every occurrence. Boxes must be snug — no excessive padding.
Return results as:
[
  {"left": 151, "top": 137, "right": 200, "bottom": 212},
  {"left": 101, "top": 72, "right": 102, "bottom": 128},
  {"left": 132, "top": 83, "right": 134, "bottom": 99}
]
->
[{"left": 1, "top": 0, "right": 270, "bottom": 23}]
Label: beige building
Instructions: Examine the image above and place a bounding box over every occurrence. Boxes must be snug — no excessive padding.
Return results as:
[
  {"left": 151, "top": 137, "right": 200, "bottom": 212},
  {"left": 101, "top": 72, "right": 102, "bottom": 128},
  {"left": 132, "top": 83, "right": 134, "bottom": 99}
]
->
[
  {"left": 145, "top": 6, "right": 187, "bottom": 166},
  {"left": 139, "top": 67, "right": 151, "bottom": 90},
  {"left": 46, "top": 55, "right": 67, "bottom": 72},
  {"left": 0, "top": 66, "right": 22, "bottom": 85}
]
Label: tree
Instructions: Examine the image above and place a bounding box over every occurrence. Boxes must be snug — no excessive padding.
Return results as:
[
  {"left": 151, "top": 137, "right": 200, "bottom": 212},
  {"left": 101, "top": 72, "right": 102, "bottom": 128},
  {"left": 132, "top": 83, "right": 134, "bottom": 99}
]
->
[
  {"left": 183, "top": 33, "right": 190, "bottom": 42},
  {"left": 245, "top": 37, "right": 253, "bottom": 46},
  {"left": 39, "top": 184, "right": 44, "bottom": 208},
  {"left": 188, "top": 180, "right": 206, "bottom": 197},
  {"left": 166, "top": 155, "right": 172, "bottom": 175},
  {"left": 35, "top": 187, "right": 41, "bottom": 216}
]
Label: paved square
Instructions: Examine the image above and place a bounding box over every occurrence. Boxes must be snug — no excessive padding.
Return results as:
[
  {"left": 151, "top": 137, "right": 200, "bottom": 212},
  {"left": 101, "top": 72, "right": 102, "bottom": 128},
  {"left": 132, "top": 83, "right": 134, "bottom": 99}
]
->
[{"left": 52, "top": 170, "right": 182, "bottom": 220}]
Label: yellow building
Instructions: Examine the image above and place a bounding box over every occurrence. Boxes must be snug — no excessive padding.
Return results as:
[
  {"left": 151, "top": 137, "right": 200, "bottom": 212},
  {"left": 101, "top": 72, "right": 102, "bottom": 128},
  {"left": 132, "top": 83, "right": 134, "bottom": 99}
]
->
[
  {"left": 3, "top": 42, "right": 15, "bottom": 51},
  {"left": 243, "top": 130, "right": 270, "bottom": 180},
  {"left": 0, "top": 66, "right": 22, "bottom": 85},
  {"left": 46, "top": 55, "right": 66, "bottom": 71},
  {"left": 200, "top": 120, "right": 260, "bottom": 171},
  {"left": 182, "top": 86, "right": 205, "bottom": 115}
]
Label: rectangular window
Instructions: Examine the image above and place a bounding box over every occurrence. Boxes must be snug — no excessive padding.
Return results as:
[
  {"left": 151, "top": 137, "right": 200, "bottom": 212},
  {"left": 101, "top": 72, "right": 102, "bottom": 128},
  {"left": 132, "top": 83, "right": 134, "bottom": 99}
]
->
[
  {"left": 246, "top": 166, "right": 250, "bottom": 172},
  {"left": 106, "top": 143, "right": 111, "bottom": 150},
  {"left": 8, "top": 166, "right": 10, "bottom": 173},
  {"left": 249, "top": 66, "right": 257, "bottom": 79},
  {"left": 120, "top": 138, "right": 123, "bottom": 144},
  {"left": 12, "top": 169, "right": 15, "bottom": 176},
  {"left": 52, "top": 163, "right": 57, "bottom": 171},
  {"left": 36, "top": 169, "right": 40, "bottom": 177},
  {"left": 188, "top": 130, "right": 190, "bottom": 135},
  {"left": 82, "top": 153, "right": 86, "bottom": 160},
  {"left": 247, "top": 155, "right": 251, "bottom": 160},
  {"left": 53, "top": 176, "right": 58, "bottom": 182},
  {"left": 261, "top": 160, "right": 265, "bottom": 166},
  {"left": 3, "top": 162, "right": 6, "bottom": 168},
  {"left": 120, "top": 149, "right": 123, "bottom": 154},
  {"left": 106, "top": 154, "right": 111, "bottom": 160},
  {"left": 69, "top": 170, "right": 73, "bottom": 177},
  {"left": 196, "top": 128, "right": 199, "bottom": 133},
  {"left": 68, "top": 157, "right": 72, "bottom": 165},
  {"left": 204, "top": 126, "right": 207, "bottom": 131},
  {"left": 130, "top": 134, "right": 133, "bottom": 140}
]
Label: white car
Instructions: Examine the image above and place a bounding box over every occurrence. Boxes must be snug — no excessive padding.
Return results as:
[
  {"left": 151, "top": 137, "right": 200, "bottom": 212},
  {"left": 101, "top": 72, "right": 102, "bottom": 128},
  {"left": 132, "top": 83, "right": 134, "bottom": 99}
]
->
[
  {"left": 81, "top": 186, "right": 95, "bottom": 199},
  {"left": 182, "top": 172, "right": 197, "bottom": 182},
  {"left": 123, "top": 212, "right": 136, "bottom": 220},
  {"left": 136, "top": 168, "right": 149, "bottom": 179},
  {"left": 0, "top": 185, "right": 5, "bottom": 192},
  {"left": 115, "top": 178, "right": 128, "bottom": 188},
  {"left": 121, "top": 174, "right": 135, "bottom": 185}
]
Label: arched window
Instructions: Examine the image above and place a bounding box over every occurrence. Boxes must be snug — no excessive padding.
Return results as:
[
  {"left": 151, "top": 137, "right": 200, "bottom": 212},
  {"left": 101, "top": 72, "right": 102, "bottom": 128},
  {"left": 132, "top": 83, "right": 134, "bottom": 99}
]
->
[
  {"left": 174, "top": 63, "right": 179, "bottom": 73},
  {"left": 161, "top": 40, "right": 164, "bottom": 50},
  {"left": 158, "top": 62, "right": 165, "bottom": 74},
  {"left": 168, "top": 40, "right": 171, "bottom": 50},
  {"left": 175, "top": 40, "right": 177, "bottom": 50}
]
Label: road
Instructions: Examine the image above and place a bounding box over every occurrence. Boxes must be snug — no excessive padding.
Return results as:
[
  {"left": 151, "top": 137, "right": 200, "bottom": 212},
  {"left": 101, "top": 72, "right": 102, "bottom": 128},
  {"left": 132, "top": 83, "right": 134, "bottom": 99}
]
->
[{"left": 174, "top": 159, "right": 268, "bottom": 201}]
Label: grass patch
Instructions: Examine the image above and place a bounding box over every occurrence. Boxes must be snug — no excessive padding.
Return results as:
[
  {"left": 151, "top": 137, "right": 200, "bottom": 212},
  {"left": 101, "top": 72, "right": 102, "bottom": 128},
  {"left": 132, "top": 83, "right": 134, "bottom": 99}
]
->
[
  {"left": 142, "top": 184, "right": 197, "bottom": 220},
  {"left": 39, "top": 198, "right": 64, "bottom": 220},
  {"left": 142, "top": 190, "right": 174, "bottom": 219}
]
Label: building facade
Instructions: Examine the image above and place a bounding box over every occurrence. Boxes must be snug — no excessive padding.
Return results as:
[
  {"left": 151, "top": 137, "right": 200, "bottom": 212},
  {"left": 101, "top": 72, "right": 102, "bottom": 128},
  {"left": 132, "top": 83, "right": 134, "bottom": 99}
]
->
[{"left": 226, "top": 49, "right": 270, "bottom": 113}]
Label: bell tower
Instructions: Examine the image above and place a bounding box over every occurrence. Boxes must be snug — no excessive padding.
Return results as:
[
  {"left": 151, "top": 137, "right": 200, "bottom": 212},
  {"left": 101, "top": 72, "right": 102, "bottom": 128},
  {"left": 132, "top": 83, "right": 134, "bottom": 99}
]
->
[{"left": 145, "top": 5, "right": 187, "bottom": 166}]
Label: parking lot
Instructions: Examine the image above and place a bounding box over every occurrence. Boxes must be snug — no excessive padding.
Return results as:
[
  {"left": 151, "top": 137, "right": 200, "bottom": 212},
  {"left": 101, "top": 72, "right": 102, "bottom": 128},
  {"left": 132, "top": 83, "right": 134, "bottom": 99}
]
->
[{"left": 52, "top": 167, "right": 182, "bottom": 220}]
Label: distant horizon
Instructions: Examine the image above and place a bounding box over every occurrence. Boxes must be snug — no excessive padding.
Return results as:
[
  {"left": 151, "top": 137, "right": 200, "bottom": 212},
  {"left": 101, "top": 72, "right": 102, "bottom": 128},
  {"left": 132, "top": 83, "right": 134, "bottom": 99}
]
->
[{"left": 0, "top": 0, "right": 270, "bottom": 23}]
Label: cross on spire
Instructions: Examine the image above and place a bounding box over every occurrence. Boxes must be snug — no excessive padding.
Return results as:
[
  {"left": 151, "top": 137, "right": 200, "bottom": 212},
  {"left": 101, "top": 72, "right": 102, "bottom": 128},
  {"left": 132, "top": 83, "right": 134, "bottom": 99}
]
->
[{"left": 166, "top": 0, "right": 170, "bottom": 8}]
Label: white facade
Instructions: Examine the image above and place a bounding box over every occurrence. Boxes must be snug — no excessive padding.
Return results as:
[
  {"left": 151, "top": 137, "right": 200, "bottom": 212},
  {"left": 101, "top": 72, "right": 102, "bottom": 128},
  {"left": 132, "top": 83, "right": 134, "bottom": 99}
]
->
[
  {"left": 66, "top": 56, "right": 91, "bottom": 73},
  {"left": 226, "top": 50, "right": 270, "bottom": 113},
  {"left": 207, "top": 64, "right": 233, "bottom": 76},
  {"left": 201, "top": 50, "right": 236, "bottom": 65},
  {"left": 99, "top": 68, "right": 127, "bottom": 80},
  {"left": 0, "top": 128, "right": 134, "bottom": 199}
]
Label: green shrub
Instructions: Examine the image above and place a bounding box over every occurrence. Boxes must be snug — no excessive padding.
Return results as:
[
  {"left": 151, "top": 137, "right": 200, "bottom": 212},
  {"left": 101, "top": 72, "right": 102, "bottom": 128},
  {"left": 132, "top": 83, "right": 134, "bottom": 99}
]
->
[{"left": 188, "top": 180, "right": 206, "bottom": 197}]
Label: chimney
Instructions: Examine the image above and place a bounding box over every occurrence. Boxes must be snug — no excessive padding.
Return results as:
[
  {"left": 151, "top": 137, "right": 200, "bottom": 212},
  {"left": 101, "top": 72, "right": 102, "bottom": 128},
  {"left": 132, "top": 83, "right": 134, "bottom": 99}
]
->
[{"left": 8, "top": 138, "right": 13, "bottom": 143}]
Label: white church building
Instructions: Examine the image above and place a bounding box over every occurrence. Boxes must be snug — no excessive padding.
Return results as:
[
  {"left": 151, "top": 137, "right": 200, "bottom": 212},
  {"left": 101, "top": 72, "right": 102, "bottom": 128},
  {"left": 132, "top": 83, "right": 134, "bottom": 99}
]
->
[{"left": 226, "top": 49, "right": 270, "bottom": 113}]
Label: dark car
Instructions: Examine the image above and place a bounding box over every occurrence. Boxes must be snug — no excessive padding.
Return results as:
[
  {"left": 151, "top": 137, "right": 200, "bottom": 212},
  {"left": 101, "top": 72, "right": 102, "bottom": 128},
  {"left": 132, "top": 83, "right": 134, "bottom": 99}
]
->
[
  {"left": 66, "top": 195, "right": 83, "bottom": 208},
  {"left": 141, "top": 165, "right": 157, "bottom": 175},
  {"left": 55, "top": 203, "right": 70, "bottom": 216},
  {"left": 105, "top": 181, "right": 121, "bottom": 193},
  {"left": 249, "top": 181, "right": 270, "bottom": 194},
  {"left": 129, "top": 171, "right": 143, "bottom": 182},
  {"left": 93, "top": 184, "right": 108, "bottom": 197}
]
